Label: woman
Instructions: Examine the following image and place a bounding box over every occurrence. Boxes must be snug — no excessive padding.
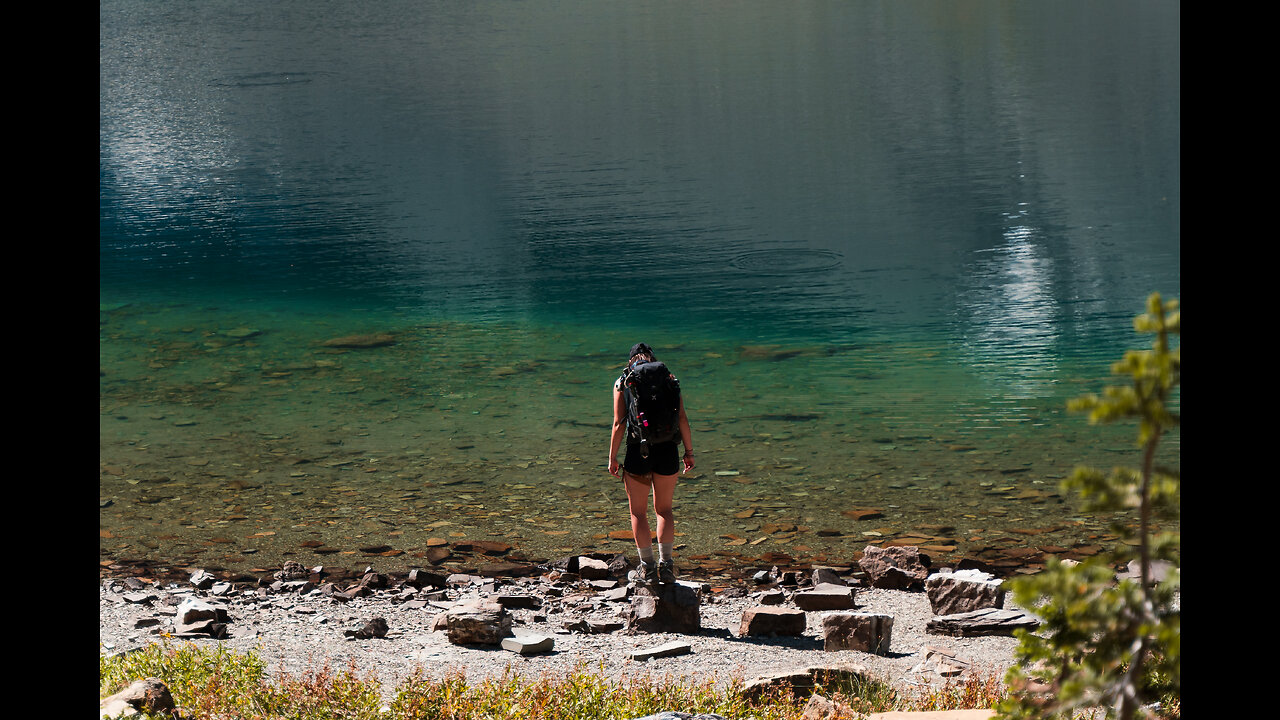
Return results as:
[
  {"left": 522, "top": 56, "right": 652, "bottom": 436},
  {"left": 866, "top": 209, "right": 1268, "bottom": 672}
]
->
[{"left": 608, "top": 342, "right": 695, "bottom": 584}]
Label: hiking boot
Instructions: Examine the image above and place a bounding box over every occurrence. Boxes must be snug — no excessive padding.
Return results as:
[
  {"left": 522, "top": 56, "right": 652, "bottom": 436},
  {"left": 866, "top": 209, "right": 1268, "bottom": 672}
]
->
[
  {"left": 630, "top": 561, "right": 658, "bottom": 584},
  {"left": 658, "top": 559, "right": 677, "bottom": 584}
]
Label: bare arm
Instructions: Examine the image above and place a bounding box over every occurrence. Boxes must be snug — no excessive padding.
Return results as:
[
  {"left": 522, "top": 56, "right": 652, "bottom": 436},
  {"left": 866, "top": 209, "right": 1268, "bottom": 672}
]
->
[
  {"left": 678, "top": 396, "right": 695, "bottom": 472},
  {"left": 608, "top": 385, "right": 626, "bottom": 476}
]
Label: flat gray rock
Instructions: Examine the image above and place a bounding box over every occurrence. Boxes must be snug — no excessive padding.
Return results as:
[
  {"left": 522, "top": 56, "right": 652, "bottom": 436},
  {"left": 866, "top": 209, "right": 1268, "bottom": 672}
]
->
[
  {"left": 587, "top": 619, "right": 624, "bottom": 634},
  {"left": 501, "top": 633, "right": 554, "bottom": 655},
  {"left": 794, "top": 586, "right": 855, "bottom": 611},
  {"left": 926, "top": 608, "right": 1039, "bottom": 637},
  {"left": 629, "top": 640, "right": 692, "bottom": 661}
]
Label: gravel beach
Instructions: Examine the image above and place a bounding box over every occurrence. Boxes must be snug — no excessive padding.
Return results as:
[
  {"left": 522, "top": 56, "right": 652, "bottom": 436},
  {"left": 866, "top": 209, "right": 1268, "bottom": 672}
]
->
[{"left": 99, "top": 570, "right": 1023, "bottom": 703}]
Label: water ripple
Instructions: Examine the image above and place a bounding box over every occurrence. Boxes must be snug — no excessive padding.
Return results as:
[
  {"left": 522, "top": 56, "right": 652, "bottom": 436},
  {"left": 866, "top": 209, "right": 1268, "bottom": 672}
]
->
[
  {"left": 730, "top": 249, "right": 843, "bottom": 275},
  {"left": 209, "top": 71, "right": 321, "bottom": 88}
]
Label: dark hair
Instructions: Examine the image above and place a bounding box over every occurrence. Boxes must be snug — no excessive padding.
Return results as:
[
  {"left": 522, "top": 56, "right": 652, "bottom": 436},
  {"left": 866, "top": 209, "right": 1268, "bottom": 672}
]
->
[{"left": 627, "top": 340, "right": 655, "bottom": 361}]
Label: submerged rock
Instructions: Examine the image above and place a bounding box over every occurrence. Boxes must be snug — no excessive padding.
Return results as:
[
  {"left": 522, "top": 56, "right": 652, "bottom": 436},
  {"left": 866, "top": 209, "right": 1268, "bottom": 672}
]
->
[
  {"left": 322, "top": 333, "right": 395, "bottom": 348},
  {"left": 273, "top": 562, "right": 308, "bottom": 581}
]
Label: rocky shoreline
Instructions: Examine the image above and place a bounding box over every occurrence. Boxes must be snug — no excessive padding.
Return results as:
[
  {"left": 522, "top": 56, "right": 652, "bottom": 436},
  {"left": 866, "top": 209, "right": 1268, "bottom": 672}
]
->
[{"left": 101, "top": 546, "right": 1035, "bottom": 711}]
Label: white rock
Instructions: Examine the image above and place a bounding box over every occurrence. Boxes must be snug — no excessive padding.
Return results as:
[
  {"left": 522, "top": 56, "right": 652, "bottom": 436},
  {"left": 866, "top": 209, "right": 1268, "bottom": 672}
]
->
[{"left": 501, "top": 633, "right": 554, "bottom": 655}]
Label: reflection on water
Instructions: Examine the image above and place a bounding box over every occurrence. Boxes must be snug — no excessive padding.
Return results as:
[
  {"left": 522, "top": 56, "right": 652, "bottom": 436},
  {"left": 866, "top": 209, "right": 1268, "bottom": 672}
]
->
[{"left": 958, "top": 215, "right": 1061, "bottom": 398}]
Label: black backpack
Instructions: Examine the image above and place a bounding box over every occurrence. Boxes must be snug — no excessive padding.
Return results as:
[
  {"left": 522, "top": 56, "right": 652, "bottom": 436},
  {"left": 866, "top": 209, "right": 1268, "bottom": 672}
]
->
[{"left": 621, "top": 361, "right": 682, "bottom": 457}]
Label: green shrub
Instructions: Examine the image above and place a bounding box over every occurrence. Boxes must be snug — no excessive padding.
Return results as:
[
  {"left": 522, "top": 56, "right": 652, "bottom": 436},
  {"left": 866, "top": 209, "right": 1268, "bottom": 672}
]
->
[{"left": 997, "top": 293, "right": 1180, "bottom": 720}]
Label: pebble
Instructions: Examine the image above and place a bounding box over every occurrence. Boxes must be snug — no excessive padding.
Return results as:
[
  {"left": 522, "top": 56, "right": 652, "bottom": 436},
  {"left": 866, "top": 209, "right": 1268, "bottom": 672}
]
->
[{"left": 100, "top": 574, "right": 1024, "bottom": 703}]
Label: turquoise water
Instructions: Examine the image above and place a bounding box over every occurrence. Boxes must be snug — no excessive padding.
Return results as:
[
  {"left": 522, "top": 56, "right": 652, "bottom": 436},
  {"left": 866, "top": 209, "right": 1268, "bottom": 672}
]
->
[{"left": 100, "top": 1, "right": 1179, "bottom": 578}]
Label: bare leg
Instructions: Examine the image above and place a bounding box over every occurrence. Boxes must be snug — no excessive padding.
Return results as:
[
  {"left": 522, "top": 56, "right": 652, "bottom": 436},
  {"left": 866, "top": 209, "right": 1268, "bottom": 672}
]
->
[
  {"left": 623, "top": 471, "right": 655, "bottom": 549},
  {"left": 650, "top": 471, "right": 678, "bottom": 544}
]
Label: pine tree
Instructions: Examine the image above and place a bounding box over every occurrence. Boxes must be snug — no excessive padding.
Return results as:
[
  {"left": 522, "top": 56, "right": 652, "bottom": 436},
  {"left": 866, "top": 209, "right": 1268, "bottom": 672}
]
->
[{"left": 997, "top": 293, "right": 1179, "bottom": 720}]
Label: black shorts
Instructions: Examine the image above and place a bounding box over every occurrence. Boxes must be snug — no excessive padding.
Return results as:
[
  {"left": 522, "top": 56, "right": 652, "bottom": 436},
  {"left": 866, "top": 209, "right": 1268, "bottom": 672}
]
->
[{"left": 623, "top": 440, "right": 680, "bottom": 477}]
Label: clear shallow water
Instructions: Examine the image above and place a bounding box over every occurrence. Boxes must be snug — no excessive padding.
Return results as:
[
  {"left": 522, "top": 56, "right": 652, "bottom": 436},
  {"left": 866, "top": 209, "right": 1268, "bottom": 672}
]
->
[{"left": 100, "top": 1, "right": 1179, "bottom": 578}]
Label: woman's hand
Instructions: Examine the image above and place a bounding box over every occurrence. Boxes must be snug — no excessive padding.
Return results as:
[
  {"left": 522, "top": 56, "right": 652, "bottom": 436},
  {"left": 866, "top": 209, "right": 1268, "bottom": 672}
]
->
[
  {"left": 608, "top": 457, "right": 621, "bottom": 477},
  {"left": 682, "top": 452, "right": 695, "bottom": 474}
]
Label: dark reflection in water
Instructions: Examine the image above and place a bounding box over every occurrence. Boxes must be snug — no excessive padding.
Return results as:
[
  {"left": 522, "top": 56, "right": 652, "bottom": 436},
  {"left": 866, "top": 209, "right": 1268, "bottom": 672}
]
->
[{"left": 100, "top": 1, "right": 1178, "bottom": 578}]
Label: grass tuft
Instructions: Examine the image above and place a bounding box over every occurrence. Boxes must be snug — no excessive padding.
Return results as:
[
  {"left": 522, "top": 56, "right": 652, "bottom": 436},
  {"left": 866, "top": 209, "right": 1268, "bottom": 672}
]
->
[
  {"left": 101, "top": 641, "right": 1026, "bottom": 720},
  {"left": 896, "top": 671, "right": 1009, "bottom": 712}
]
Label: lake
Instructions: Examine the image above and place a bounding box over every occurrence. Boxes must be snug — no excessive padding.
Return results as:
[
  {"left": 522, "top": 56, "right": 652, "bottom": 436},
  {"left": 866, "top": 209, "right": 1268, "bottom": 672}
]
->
[{"left": 100, "top": 0, "right": 1179, "bottom": 580}]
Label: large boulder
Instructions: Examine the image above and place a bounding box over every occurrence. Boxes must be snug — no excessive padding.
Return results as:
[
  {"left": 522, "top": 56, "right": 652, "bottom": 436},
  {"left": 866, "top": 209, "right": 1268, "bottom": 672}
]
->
[
  {"left": 344, "top": 617, "right": 389, "bottom": 639},
  {"left": 858, "top": 545, "right": 930, "bottom": 590},
  {"left": 810, "top": 567, "right": 844, "bottom": 587},
  {"left": 99, "top": 677, "right": 176, "bottom": 718},
  {"left": 172, "top": 597, "right": 230, "bottom": 637},
  {"left": 626, "top": 581, "right": 701, "bottom": 633},
  {"left": 741, "top": 662, "right": 870, "bottom": 701},
  {"left": 801, "top": 693, "right": 856, "bottom": 720},
  {"left": 739, "top": 606, "right": 806, "bottom": 637},
  {"left": 821, "top": 612, "right": 893, "bottom": 654},
  {"left": 189, "top": 568, "right": 216, "bottom": 590},
  {"left": 577, "top": 556, "right": 612, "bottom": 579},
  {"left": 794, "top": 584, "right": 855, "bottom": 611},
  {"left": 407, "top": 568, "right": 449, "bottom": 589},
  {"left": 1115, "top": 559, "right": 1177, "bottom": 585},
  {"left": 607, "top": 553, "right": 632, "bottom": 577},
  {"left": 908, "top": 645, "right": 974, "bottom": 681},
  {"left": 273, "top": 561, "right": 309, "bottom": 581},
  {"left": 925, "top": 569, "right": 1005, "bottom": 616},
  {"left": 445, "top": 600, "right": 512, "bottom": 645}
]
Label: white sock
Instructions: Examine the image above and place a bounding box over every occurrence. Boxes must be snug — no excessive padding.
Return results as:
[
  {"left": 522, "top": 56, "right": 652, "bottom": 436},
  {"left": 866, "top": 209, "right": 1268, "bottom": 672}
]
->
[
  {"left": 637, "top": 546, "right": 655, "bottom": 564},
  {"left": 658, "top": 542, "right": 674, "bottom": 564}
]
